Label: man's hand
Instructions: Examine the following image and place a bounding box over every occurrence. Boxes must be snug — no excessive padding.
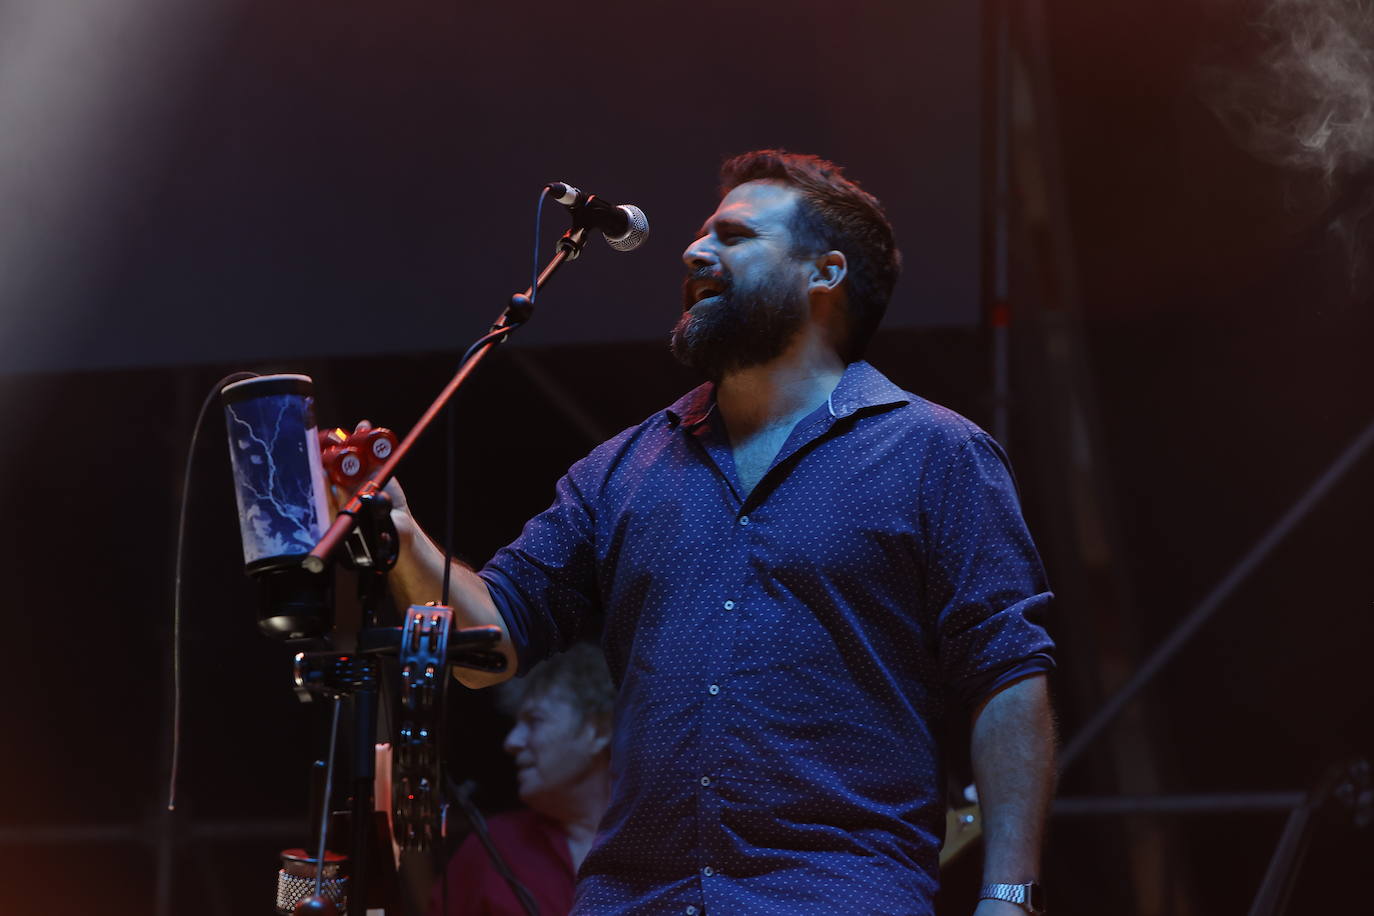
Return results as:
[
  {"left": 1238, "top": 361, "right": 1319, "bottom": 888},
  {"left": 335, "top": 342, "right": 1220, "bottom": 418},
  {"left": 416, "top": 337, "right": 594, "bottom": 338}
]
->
[
  {"left": 973, "top": 898, "right": 1032, "bottom": 916},
  {"left": 325, "top": 419, "right": 517, "bottom": 688},
  {"left": 323, "top": 420, "right": 409, "bottom": 514}
]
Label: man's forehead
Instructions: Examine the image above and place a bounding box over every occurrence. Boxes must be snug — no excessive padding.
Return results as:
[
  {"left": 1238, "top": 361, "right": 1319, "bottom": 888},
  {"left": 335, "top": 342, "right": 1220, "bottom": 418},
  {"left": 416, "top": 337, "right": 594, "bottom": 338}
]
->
[
  {"left": 698, "top": 180, "right": 798, "bottom": 234},
  {"left": 521, "top": 684, "right": 577, "bottom": 714}
]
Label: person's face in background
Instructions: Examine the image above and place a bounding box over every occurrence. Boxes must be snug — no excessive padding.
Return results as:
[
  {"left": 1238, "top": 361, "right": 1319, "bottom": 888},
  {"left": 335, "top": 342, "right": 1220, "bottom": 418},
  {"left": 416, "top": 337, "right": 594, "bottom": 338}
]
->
[{"left": 503, "top": 685, "right": 608, "bottom": 813}]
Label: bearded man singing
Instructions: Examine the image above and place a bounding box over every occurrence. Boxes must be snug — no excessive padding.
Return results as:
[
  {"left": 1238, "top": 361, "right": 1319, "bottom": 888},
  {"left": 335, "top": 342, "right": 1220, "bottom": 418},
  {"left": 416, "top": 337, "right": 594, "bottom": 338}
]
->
[{"left": 387, "top": 150, "right": 1057, "bottom": 916}]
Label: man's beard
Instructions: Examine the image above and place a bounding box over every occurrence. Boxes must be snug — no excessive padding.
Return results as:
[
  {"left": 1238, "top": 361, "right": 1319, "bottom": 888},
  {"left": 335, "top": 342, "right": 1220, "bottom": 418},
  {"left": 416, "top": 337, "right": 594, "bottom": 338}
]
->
[{"left": 669, "top": 268, "right": 807, "bottom": 381}]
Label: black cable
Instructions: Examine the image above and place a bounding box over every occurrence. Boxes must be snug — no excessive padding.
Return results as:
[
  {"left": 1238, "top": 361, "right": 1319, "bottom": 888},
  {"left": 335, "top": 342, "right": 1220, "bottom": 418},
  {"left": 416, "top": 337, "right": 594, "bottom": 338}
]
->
[
  {"left": 449, "top": 778, "right": 540, "bottom": 916},
  {"left": 440, "top": 324, "right": 517, "bottom": 614},
  {"left": 442, "top": 394, "right": 456, "bottom": 607},
  {"left": 167, "top": 370, "right": 259, "bottom": 811},
  {"left": 312, "top": 698, "right": 344, "bottom": 899},
  {"left": 435, "top": 187, "right": 549, "bottom": 913},
  {"left": 529, "top": 186, "right": 547, "bottom": 308},
  {"left": 440, "top": 187, "right": 547, "bottom": 607},
  {"left": 457, "top": 323, "right": 519, "bottom": 375}
]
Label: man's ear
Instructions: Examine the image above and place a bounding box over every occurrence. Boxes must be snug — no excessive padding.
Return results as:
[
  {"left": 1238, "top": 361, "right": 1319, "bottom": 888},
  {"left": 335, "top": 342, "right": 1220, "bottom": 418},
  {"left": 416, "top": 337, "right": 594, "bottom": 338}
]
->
[
  {"left": 587, "top": 713, "right": 613, "bottom": 756},
  {"left": 809, "top": 250, "right": 848, "bottom": 293}
]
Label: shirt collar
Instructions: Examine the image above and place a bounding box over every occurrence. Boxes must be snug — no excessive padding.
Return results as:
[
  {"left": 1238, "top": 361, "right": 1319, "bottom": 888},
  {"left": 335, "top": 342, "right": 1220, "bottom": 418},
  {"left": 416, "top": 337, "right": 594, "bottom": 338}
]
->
[
  {"left": 665, "top": 360, "right": 909, "bottom": 429},
  {"left": 824, "top": 360, "right": 911, "bottom": 419},
  {"left": 665, "top": 383, "right": 716, "bottom": 429}
]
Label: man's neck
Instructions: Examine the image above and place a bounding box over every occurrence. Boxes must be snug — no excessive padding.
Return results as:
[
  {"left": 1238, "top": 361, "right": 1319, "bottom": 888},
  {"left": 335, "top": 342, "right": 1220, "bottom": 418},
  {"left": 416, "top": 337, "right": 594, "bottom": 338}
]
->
[
  {"left": 716, "top": 329, "right": 846, "bottom": 442},
  {"left": 543, "top": 768, "right": 610, "bottom": 871}
]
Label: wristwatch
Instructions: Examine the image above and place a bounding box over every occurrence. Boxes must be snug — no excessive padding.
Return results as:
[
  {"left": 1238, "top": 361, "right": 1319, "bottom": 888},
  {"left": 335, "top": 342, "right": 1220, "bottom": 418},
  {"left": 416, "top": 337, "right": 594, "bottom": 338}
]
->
[{"left": 978, "top": 882, "right": 1046, "bottom": 914}]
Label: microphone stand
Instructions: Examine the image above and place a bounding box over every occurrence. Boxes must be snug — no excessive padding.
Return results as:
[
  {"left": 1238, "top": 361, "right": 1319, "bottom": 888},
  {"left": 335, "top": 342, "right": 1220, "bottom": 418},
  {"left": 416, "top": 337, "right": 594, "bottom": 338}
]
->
[
  {"left": 288, "top": 222, "right": 591, "bottom": 914},
  {"left": 306, "top": 223, "right": 589, "bottom": 571}
]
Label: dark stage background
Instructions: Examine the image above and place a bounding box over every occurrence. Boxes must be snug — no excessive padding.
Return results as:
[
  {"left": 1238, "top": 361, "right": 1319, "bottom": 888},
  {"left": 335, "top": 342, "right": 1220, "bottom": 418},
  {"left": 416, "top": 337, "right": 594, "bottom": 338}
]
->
[
  {"left": 0, "top": 0, "right": 981, "bottom": 375},
  {"left": 2, "top": 0, "right": 1372, "bottom": 914}
]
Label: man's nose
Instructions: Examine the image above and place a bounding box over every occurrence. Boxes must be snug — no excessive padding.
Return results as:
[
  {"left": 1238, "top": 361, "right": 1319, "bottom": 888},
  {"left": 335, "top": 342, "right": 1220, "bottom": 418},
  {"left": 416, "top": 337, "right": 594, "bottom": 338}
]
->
[
  {"left": 503, "top": 723, "right": 525, "bottom": 756},
  {"left": 682, "top": 235, "right": 717, "bottom": 270}
]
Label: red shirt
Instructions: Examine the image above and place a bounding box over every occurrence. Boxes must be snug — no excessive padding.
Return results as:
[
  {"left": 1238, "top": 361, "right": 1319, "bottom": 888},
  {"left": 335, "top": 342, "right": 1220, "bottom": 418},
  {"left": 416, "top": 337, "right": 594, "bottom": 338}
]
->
[{"left": 427, "top": 809, "right": 575, "bottom": 916}]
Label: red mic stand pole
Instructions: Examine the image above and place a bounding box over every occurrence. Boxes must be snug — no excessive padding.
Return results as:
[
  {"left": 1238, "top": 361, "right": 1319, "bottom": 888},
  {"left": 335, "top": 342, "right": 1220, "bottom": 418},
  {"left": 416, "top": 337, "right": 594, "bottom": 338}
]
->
[
  {"left": 290, "top": 224, "right": 589, "bottom": 912},
  {"left": 304, "top": 223, "right": 589, "bottom": 574}
]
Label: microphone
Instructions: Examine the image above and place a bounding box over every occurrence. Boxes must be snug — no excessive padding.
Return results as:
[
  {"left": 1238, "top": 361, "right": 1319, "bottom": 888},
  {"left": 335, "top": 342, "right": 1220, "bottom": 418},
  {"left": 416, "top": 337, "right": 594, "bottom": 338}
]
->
[{"left": 547, "top": 181, "right": 650, "bottom": 251}]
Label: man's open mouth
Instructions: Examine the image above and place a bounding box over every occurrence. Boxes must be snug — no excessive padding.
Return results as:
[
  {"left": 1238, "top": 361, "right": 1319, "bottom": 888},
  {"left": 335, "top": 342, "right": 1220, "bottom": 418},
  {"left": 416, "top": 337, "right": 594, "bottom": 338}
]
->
[{"left": 685, "top": 277, "right": 725, "bottom": 310}]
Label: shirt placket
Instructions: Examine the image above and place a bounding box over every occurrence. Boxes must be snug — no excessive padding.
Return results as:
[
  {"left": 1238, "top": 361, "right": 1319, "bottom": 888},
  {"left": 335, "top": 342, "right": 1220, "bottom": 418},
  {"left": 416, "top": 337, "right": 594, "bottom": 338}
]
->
[
  {"left": 684, "top": 409, "right": 842, "bottom": 914},
  {"left": 685, "top": 420, "right": 761, "bottom": 913},
  {"left": 696, "top": 499, "right": 757, "bottom": 912}
]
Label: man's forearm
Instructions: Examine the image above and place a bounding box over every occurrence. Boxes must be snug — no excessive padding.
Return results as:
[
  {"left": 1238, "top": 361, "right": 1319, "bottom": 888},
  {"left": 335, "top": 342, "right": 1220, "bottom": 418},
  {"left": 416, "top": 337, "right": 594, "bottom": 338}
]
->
[
  {"left": 390, "top": 510, "right": 516, "bottom": 688},
  {"left": 970, "top": 674, "right": 1056, "bottom": 893}
]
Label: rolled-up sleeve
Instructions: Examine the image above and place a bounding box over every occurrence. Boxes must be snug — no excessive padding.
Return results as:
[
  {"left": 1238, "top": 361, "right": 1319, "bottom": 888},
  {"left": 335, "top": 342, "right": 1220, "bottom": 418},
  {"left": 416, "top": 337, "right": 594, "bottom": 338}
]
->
[
  {"left": 926, "top": 432, "right": 1056, "bottom": 708},
  {"left": 480, "top": 458, "right": 601, "bottom": 676}
]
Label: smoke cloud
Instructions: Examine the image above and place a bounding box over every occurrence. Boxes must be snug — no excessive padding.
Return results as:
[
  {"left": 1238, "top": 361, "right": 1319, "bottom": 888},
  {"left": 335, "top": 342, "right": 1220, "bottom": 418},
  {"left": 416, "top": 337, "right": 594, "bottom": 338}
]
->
[
  {"left": 1203, "top": 0, "right": 1374, "bottom": 179},
  {"left": 1201, "top": 0, "right": 1374, "bottom": 295}
]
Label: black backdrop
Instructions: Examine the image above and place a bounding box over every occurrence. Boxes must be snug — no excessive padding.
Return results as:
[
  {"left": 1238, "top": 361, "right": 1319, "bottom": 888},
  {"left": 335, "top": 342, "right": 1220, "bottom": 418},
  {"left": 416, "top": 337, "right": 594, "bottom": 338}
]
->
[{"left": 0, "top": 0, "right": 983, "bottom": 376}]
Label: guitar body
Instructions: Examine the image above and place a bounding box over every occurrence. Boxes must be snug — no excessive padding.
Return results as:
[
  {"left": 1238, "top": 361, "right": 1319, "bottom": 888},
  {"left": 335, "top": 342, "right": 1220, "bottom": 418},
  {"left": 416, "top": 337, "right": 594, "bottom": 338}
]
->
[{"left": 940, "top": 803, "right": 983, "bottom": 866}]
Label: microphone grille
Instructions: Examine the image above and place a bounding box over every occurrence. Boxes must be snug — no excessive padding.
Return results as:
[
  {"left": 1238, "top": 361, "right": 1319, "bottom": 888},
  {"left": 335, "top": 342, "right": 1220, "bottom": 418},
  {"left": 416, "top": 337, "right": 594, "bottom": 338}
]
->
[{"left": 606, "top": 204, "right": 650, "bottom": 252}]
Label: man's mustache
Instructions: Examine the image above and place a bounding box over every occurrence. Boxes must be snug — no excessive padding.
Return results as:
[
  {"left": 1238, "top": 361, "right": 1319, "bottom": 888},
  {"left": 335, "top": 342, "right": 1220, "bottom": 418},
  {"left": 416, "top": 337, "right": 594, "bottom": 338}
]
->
[{"left": 681, "top": 267, "right": 731, "bottom": 311}]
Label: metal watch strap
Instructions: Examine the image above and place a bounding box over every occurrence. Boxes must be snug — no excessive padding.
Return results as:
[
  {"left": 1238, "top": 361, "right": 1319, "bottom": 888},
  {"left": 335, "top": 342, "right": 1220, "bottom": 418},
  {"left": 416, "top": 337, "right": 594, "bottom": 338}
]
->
[{"left": 978, "top": 882, "right": 1045, "bottom": 914}]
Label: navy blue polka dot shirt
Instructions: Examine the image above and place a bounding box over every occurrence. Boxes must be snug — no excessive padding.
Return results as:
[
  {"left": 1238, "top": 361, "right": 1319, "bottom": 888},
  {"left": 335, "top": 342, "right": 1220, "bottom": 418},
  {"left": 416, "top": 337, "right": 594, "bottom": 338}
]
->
[{"left": 481, "top": 361, "right": 1055, "bottom": 915}]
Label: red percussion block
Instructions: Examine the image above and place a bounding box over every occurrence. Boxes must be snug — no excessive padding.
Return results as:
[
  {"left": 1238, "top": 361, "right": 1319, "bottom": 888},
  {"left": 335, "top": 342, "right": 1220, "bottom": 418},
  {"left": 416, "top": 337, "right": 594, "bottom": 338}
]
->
[{"left": 320, "top": 426, "right": 397, "bottom": 489}]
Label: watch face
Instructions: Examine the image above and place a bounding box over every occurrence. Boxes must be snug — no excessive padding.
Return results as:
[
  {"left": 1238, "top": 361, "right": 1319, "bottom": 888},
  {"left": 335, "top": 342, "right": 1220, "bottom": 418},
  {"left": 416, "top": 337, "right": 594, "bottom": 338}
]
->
[{"left": 1026, "top": 883, "right": 1046, "bottom": 913}]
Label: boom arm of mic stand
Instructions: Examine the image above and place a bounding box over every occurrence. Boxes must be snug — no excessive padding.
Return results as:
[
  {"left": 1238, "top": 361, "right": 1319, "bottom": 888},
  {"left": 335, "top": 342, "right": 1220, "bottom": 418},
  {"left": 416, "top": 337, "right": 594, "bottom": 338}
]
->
[{"left": 304, "top": 226, "right": 589, "bottom": 574}]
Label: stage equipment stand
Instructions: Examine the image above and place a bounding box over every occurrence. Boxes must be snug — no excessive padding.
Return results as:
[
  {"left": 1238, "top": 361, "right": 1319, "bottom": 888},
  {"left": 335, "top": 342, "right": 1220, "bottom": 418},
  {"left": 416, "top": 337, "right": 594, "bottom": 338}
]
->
[
  {"left": 285, "top": 218, "right": 595, "bottom": 913},
  {"left": 1059, "top": 415, "right": 1374, "bottom": 772},
  {"left": 1248, "top": 758, "right": 1371, "bottom": 916}
]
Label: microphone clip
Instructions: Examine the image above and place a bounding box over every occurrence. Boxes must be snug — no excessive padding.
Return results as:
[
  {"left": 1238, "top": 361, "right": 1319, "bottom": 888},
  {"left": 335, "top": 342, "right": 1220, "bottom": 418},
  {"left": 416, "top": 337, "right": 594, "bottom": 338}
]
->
[
  {"left": 547, "top": 180, "right": 649, "bottom": 253},
  {"left": 341, "top": 488, "right": 399, "bottom": 573}
]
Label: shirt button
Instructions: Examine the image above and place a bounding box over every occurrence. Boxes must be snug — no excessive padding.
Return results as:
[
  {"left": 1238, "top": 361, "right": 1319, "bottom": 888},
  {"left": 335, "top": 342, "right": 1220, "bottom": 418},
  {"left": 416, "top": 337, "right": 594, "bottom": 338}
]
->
[
  {"left": 708, "top": 684, "right": 720, "bottom": 695},
  {"left": 723, "top": 600, "right": 735, "bottom": 610},
  {"left": 702, "top": 866, "right": 714, "bottom": 877},
  {"left": 686, "top": 908, "right": 698, "bottom": 916},
  {"left": 700, "top": 776, "right": 711, "bottom": 786},
  {"left": 739, "top": 515, "right": 750, "bottom": 526}
]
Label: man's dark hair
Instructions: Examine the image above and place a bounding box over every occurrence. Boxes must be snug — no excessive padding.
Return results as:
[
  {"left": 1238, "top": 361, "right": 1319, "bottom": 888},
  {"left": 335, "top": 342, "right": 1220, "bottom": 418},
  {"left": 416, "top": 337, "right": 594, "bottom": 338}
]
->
[
  {"left": 719, "top": 150, "right": 901, "bottom": 361},
  {"left": 497, "top": 642, "right": 615, "bottom": 725}
]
